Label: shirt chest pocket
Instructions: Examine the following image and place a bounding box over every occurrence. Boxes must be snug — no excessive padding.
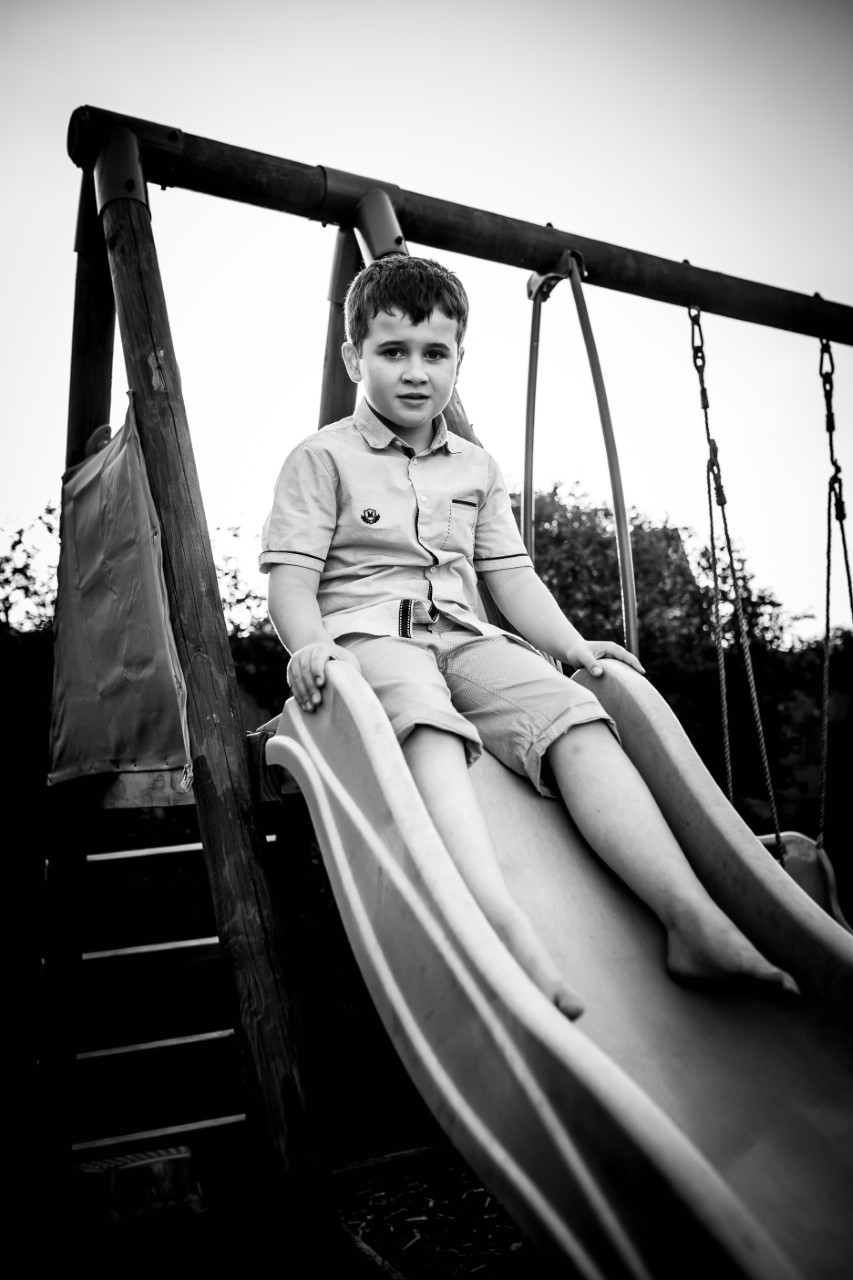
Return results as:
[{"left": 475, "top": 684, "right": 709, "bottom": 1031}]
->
[{"left": 440, "top": 496, "right": 478, "bottom": 554}]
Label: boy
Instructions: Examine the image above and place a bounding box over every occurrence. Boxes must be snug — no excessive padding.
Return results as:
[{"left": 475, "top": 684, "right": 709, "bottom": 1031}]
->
[{"left": 261, "top": 255, "right": 796, "bottom": 1017}]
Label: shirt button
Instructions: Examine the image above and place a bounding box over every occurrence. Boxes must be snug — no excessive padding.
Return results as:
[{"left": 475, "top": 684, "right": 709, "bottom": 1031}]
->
[{"left": 412, "top": 458, "right": 418, "bottom": 466}]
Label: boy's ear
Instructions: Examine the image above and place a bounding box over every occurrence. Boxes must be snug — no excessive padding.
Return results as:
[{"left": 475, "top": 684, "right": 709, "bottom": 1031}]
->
[
  {"left": 455, "top": 346, "right": 465, "bottom": 383},
  {"left": 341, "top": 342, "right": 362, "bottom": 383}
]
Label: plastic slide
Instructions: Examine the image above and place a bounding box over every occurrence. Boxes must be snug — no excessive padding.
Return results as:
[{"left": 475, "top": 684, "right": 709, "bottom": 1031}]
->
[{"left": 265, "top": 661, "right": 853, "bottom": 1280}]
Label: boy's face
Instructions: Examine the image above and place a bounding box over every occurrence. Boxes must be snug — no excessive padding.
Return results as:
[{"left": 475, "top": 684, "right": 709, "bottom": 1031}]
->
[{"left": 342, "top": 308, "right": 462, "bottom": 440}]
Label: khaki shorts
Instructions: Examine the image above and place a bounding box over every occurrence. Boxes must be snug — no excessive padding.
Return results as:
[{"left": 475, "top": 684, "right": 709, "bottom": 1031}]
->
[{"left": 337, "top": 617, "right": 616, "bottom": 798}]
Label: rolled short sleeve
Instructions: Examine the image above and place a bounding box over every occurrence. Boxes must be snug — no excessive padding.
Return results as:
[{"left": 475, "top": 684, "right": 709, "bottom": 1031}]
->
[
  {"left": 259, "top": 441, "right": 337, "bottom": 574},
  {"left": 472, "top": 454, "right": 533, "bottom": 573}
]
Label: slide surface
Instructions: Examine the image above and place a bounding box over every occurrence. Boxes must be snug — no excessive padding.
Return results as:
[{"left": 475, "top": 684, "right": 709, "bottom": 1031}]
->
[{"left": 266, "top": 661, "right": 853, "bottom": 1280}]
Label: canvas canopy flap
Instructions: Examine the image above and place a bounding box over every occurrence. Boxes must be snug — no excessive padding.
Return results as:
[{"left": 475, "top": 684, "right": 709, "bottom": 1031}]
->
[{"left": 48, "top": 396, "right": 192, "bottom": 788}]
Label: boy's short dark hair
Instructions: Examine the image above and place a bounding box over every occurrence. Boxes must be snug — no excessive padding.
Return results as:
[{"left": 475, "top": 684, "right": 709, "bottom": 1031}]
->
[{"left": 344, "top": 255, "right": 468, "bottom": 351}]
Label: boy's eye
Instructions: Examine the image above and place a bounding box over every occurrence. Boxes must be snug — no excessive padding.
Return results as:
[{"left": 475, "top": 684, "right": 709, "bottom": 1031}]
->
[{"left": 378, "top": 346, "right": 448, "bottom": 362}]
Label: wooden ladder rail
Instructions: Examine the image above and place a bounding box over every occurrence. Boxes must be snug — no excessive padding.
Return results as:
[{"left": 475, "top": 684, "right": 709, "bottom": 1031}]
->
[{"left": 60, "top": 141, "right": 340, "bottom": 1250}]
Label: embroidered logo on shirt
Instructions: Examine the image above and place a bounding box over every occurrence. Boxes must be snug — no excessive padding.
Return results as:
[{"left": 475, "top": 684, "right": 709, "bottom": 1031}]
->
[{"left": 361, "top": 508, "right": 381, "bottom": 525}]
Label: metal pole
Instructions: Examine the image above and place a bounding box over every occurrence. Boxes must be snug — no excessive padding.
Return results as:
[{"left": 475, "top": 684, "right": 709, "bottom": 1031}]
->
[
  {"left": 522, "top": 269, "right": 568, "bottom": 559},
  {"left": 568, "top": 258, "right": 639, "bottom": 656},
  {"left": 522, "top": 291, "right": 545, "bottom": 559},
  {"left": 318, "top": 227, "right": 362, "bottom": 429}
]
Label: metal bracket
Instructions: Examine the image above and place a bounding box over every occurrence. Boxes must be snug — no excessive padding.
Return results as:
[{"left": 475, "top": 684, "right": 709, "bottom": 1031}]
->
[
  {"left": 353, "top": 188, "right": 408, "bottom": 261},
  {"left": 69, "top": 107, "right": 183, "bottom": 190},
  {"left": 94, "top": 126, "right": 148, "bottom": 215},
  {"left": 319, "top": 165, "right": 403, "bottom": 229},
  {"left": 526, "top": 248, "right": 583, "bottom": 302}
]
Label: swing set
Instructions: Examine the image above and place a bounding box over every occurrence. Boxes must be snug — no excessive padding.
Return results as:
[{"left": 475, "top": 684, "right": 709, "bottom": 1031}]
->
[
  {"left": 522, "top": 250, "right": 851, "bottom": 921},
  {"left": 49, "top": 105, "right": 853, "bottom": 1277}
]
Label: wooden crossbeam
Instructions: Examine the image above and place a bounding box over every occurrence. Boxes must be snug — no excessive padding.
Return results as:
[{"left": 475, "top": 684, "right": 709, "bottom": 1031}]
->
[{"left": 68, "top": 104, "right": 853, "bottom": 344}]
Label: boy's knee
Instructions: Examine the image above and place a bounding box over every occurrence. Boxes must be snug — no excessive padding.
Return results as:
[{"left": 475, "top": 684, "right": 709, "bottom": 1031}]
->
[
  {"left": 404, "top": 723, "right": 468, "bottom": 756},
  {"left": 548, "top": 720, "right": 615, "bottom": 761}
]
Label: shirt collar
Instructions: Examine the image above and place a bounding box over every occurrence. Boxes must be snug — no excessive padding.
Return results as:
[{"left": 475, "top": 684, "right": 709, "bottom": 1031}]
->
[{"left": 354, "top": 399, "right": 462, "bottom": 455}]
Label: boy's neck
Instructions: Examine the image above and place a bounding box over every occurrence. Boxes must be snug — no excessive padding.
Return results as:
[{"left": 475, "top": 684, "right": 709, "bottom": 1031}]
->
[{"left": 367, "top": 401, "right": 437, "bottom": 454}]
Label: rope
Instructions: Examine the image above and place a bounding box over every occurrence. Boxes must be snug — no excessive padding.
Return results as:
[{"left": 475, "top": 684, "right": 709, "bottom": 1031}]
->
[
  {"left": 689, "top": 308, "right": 783, "bottom": 857},
  {"left": 704, "top": 452, "right": 733, "bottom": 800}
]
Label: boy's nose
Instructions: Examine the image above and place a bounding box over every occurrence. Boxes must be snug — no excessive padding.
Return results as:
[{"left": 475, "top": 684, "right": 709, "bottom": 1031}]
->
[{"left": 402, "top": 359, "right": 428, "bottom": 383}]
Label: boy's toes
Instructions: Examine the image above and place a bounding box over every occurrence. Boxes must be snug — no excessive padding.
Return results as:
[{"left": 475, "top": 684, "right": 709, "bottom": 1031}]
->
[
  {"left": 768, "top": 967, "right": 799, "bottom": 998},
  {"left": 776, "top": 970, "right": 802, "bottom": 999},
  {"left": 670, "top": 966, "right": 801, "bottom": 1004},
  {"left": 665, "top": 922, "right": 802, "bottom": 1005},
  {"left": 553, "top": 985, "right": 585, "bottom": 1021}
]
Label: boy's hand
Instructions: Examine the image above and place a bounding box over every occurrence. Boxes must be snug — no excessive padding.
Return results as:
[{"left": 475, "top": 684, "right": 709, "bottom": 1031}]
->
[
  {"left": 566, "top": 639, "right": 645, "bottom": 680},
  {"left": 287, "top": 642, "right": 361, "bottom": 712}
]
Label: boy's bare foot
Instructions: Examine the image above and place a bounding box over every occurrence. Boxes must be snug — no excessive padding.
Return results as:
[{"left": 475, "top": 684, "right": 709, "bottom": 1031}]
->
[
  {"left": 552, "top": 985, "right": 586, "bottom": 1021},
  {"left": 665, "top": 912, "right": 800, "bottom": 1001},
  {"left": 496, "top": 915, "right": 585, "bottom": 1020}
]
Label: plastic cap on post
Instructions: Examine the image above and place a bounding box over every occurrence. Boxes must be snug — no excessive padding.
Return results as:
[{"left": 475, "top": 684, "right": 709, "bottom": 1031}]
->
[{"left": 94, "top": 126, "right": 148, "bottom": 215}]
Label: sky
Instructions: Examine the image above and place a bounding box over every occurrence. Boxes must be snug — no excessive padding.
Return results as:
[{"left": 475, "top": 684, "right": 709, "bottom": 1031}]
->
[{"left": 2, "top": 0, "right": 852, "bottom": 640}]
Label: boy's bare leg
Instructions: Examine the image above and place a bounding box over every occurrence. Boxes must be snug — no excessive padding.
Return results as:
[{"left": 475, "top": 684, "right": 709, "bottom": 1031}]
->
[
  {"left": 403, "top": 726, "right": 585, "bottom": 1019},
  {"left": 547, "top": 724, "right": 799, "bottom": 995}
]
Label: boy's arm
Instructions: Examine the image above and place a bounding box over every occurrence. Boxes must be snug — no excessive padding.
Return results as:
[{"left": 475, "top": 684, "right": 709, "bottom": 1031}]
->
[
  {"left": 483, "top": 566, "right": 645, "bottom": 678},
  {"left": 267, "top": 564, "right": 360, "bottom": 712}
]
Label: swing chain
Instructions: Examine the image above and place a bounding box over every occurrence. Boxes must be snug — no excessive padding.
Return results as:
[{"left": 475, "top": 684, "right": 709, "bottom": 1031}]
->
[
  {"left": 820, "top": 337, "right": 847, "bottom": 519},
  {"left": 816, "top": 337, "right": 852, "bottom": 849},
  {"left": 819, "top": 337, "right": 836, "bottom": 439},
  {"left": 691, "top": 307, "right": 733, "bottom": 796},
  {"left": 692, "top": 311, "right": 729, "bottom": 509},
  {"left": 689, "top": 307, "right": 709, "bottom": 406},
  {"left": 688, "top": 307, "right": 783, "bottom": 858},
  {"left": 820, "top": 339, "right": 850, "bottom": 535}
]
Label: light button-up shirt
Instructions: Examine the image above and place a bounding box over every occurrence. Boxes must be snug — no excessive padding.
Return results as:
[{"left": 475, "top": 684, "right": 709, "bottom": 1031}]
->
[{"left": 260, "top": 399, "right": 533, "bottom": 639}]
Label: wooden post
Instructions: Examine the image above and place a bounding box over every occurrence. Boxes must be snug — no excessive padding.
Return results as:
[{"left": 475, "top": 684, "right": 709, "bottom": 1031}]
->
[
  {"left": 94, "top": 133, "right": 323, "bottom": 1222},
  {"left": 318, "top": 227, "right": 361, "bottom": 428},
  {"left": 66, "top": 172, "right": 115, "bottom": 468},
  {"left": 42, "top": 170, "right": 117, "bottom": 1221}
]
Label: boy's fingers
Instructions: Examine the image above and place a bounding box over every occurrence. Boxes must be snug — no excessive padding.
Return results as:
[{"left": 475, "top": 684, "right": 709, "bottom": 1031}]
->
[
  {"left": 292, "top": 664, "right": 309, "bottom": 703},
  {"left": 603, "top": 645, "right": 646, "bottom": 675},
  {"left": 288, "top": 652, "right": 314, "bottom": 705},
  {"left": 288, "top": 643, "right": 358, "bottom": 710},
  {"left": 612, "top": 645, "right": 646, "bottom": 674}
]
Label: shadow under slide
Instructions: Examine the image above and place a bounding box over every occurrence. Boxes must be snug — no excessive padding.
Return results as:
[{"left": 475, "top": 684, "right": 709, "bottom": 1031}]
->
[{"left": 265, "top": 660, "right": 853, "bottom": 1280}]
